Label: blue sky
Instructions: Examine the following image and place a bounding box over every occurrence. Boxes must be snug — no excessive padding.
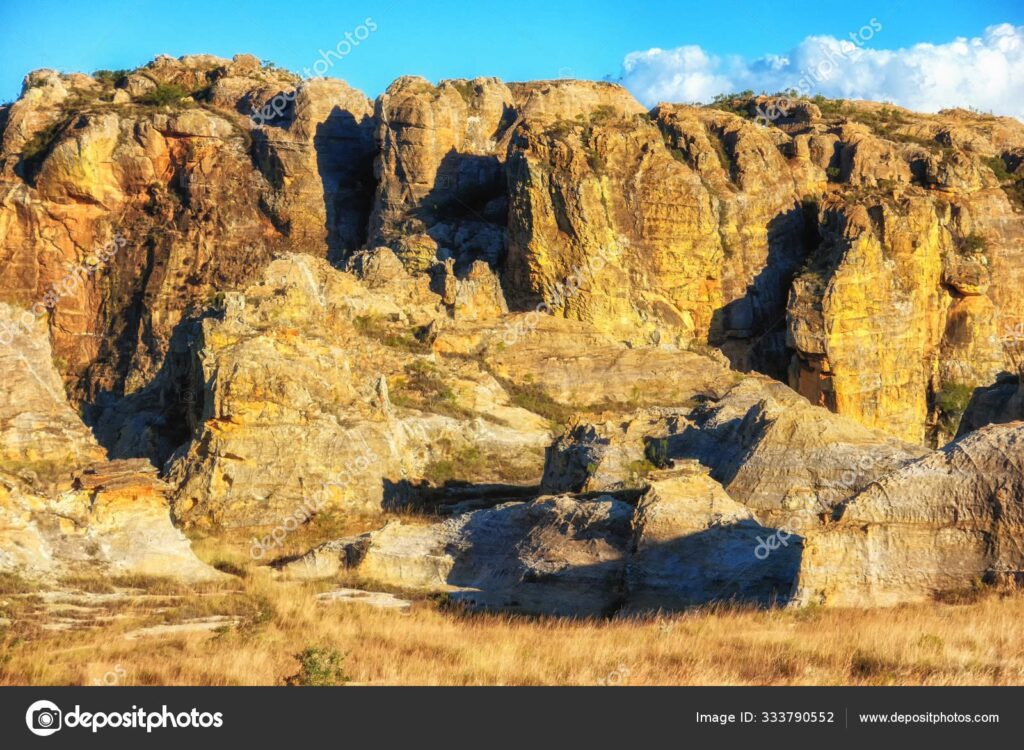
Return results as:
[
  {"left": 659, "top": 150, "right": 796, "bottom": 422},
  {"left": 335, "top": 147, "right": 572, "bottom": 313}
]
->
[{"left": 2, "top": 0, "right": 1023, "bottom": 114}]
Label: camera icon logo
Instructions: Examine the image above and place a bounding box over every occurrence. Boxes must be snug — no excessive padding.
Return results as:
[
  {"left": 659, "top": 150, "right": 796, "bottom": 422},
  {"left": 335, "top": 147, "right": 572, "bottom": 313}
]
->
[{"left": 25, "top": 700, "right": 62, "bottom": 736}]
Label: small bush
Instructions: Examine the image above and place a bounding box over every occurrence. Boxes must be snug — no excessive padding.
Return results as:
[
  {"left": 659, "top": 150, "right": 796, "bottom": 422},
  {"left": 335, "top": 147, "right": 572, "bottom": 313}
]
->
[
  {"left": 589, "top": 104, "right": 618, "bottom": 126},
  {"left": 983, "top": 155, "right": 1013, "bottom": 183},
  {"left": 546, "top": 119, "right": 574, "bottom": 139},
  {"left": 505, "top": 381, "right": 575, "bottom": 429},
  {"left": 291, "top": 647, "right": 348, "bottom": 686},
  {"left": 137, "top": 83, "right": 189, "bottom": 107},
  {"left": 708, "top": 91, "right": 753, "bottom": 117},
  {"left": 960, "top": 233, "right": 988, "bottom": 254},
  {"left": 422, "top": 444, "right": 486, "bottom": 485},
  {"left": 625, "top": 458, "right": 658, "bottom": 486},
  {"left": 813, "top": 96, "right": 848, "bottom": 117},
  {"left": 936, "top": 382, "right": 975, "bottom": 435},
  {"left": 93, "top": 69, "right": 129, "bottom": 86},
  {"left": 667, "top": 146, "right": 688, "bottom": 165},
  {"left": 645, "top": 437, "right": 671, "bottom": 468},
  {"left": 19, "top": 117, "right": 67, "bottom": 175},
  {"left": 708, "top": 132, "right": 734, "bottom": 179},
  {"left": 449, "top": 80, "right": 477, "bottom": 106},
  {"left": 354, "top": 315, "right": 428, "bottom": 352}
]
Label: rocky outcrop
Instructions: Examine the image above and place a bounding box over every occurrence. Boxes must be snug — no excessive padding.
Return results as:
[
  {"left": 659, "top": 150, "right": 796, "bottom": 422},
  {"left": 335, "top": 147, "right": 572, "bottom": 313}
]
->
[
  {"left": 794, "top": 422, "right": 1024, "bottom": 607},
  {"left": 542, "top": 376, "right": 925, "bottom": 530},
  {"left": 252, "top": 79, "right": 375, "bottom": 263},
  {"left": 368, "top": 77, "right": 514, "bottom": 270},
  {"left": 280, "top": 463, "right": 806, "bottom": 615},
  {"left": 166, "top": 254, "right": 553, "bottom": 528},
  {"left": 5, "top": 59, "right": 1024, "bottom": 447},
  {"left": 0, "top": 303, "right": 218, "bottom": 581},
  {"left": 626, "top": 465, "right": 802, "bottom": 610},
  {"left": 4, "top": 55, "right": 1024, "bottom": 609},
  {"left": 958, "top": 375, "right": 1024, "bottom": 436},
  {"left": 0, "top": 56, "right": 374, "bottom": 408},
  {"left": 673, "top": 378, "right": 927, "bottom": 529},
  {"left": 281, "top": 494, "right": 634, "bottom": 616}
]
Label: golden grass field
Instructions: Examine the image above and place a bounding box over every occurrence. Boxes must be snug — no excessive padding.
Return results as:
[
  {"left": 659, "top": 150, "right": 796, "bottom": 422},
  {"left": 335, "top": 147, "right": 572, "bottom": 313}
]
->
[{"left": 2, "top": 524, "right": 1024, "bottom": 686}]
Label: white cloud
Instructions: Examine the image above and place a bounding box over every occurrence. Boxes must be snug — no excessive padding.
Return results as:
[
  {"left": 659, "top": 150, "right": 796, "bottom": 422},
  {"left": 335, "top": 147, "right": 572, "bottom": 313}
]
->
[{"left": 615, "top": 23, "right": 1024, "bottom": 120}]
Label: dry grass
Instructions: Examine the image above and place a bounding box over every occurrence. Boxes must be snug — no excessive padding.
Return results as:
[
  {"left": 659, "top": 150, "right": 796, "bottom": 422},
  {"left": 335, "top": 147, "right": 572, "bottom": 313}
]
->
[{"left": 4, "top": 564, "right": 1024, "bottom": 686}]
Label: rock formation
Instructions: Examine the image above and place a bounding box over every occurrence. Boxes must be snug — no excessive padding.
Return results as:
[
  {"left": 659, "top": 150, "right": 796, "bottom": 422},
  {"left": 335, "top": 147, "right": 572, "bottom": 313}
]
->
[
  {"left": 0, "top": 303, "right": 219, "bottom": 581},
  {"left": 795, "top": 422, "right": 1024, "bottom": 606},
  {"left": 2, "top": 55, "right": 1024, "bottom": 610}
]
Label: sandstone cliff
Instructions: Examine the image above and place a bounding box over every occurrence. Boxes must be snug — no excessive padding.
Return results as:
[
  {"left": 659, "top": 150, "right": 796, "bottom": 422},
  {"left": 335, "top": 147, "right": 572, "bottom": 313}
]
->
[
  {"left": 4, "top": 58, "right": 1024, "bottom": 447},
  {"left": 3, "top": 55, "right": 1024, "bottom": 610}
]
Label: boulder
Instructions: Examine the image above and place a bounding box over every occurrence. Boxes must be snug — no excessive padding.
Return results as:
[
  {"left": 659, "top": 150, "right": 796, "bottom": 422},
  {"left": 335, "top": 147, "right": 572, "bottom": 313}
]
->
[{"left": 794, "top": 422, "right": 1024, "bottom": 607}]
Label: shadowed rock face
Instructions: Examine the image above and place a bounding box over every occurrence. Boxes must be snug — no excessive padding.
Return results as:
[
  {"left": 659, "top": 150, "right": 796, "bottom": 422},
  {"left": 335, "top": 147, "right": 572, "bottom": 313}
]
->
[
  {"left": 958, "top": 376, "right": 1024, "bottom": 436},
  {"left": 0, "top": 304, "right": 219, "bottom": 582},
  {"left": 279, "top": 472, "right": 803, "bottom": 617},
  {"left": 368, "top": 77, "right": 515, "bottom": 272},
  {"left": 541, "top": 376, "right": 926, "bottom": 530}
]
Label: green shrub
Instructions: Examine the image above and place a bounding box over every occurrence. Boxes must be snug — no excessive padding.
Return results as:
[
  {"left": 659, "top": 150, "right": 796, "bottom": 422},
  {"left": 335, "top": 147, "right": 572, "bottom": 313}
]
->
[
  {"left": 389, "top": 360, "right": 473, "bottom": 419},
  {"left": 1003, "top": 180, "right": 1024, "bottom": 212},
  {"left": 645, "top": 437, "right": 671, "bottom": 468},
  {"left": 422, "top": 444, "right": 486, "bottom": 485},
  {"left": 667, "top": 146, "right": 688, "bottom": 165},
  {"left": 982, "top": 155, "right": 1013, "bottom": 182},
  {"left": 93, "top": 69, "right": 129, "bottom": 86},
  {"left": 505, "top": 381, "right": 575, "bottom": 429},
  {"left": 589, "top": 104, "right": 618, "bottom": 126},
  {"left": 137, "top": 83, "right": 189, "bottom": 107},
  {"left": 354, "top": 315, "right": 428, "bottom": 352},
  {"left": 813, "top": 96, "right": 847, "bottom": 117},
  {"left": 708, "top": 90, "right": 753, "bottom": 117},
  {"left": 708, "top": 132, "right": 734, "bottom": 179},
  {"left": 936, "top": 382, "right": 975, "bottom": 435},
  {"left": 291, "top": 647, "right": 348, "bottom": 686},
  {"left": 449, "top": 80, "right": 477, "bottom": 106},
  {"left": 546, "top": 119, "right": 574, "bottom": 139},
  {"left": 625, "top": 458, "right": 658, "bottom": 487},
  {"left": 960, "top": 233, "right": 988, "bottom": 254},
  {"left": 19, "top": 117, "right": 67, "bottom": 173}
]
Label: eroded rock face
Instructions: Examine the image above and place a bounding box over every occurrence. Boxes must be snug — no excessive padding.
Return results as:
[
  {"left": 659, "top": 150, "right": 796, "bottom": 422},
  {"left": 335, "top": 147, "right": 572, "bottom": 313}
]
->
[
  {"left": 166, "top": 254, "right": 552, "bottom": 529},
  {"left": 252, "top": 79, "right": 376, "bottom": 263},
  {"left": 0, "top": 56, "right": 374, "bottom": 408},
  {"left": 795, "top": 422, "right": 1024, "bottom": 607},
  {"left": 786, "top": 196, "right": 1010, "bottom": 445},
  {"left": 280, "top": 494, "right": 633, "bottom": 616},
  {"left": 280, "top": 464, "right": 807, "bottom": 615},
  {"left": 542, "top": 376, "right": 925, "bottom": 530},
  {"left": 5, "top": 56, "right": 1024, "bottom": 607},
  {"left": 958, "top": 376, "right": 1024, "bottom": 436},
  {"left": 369, "top": 77, "right": 515, "bottom": 271},
  {"left": 0, "top": 304, "right": 218, "bottom": 581},
  {"left": 4, "top": 60, "right": 1024, "bottom": 447},
  {"left": 504, "top": 101, "right": 725, "bottom": 347},
  {"left": 674, "top": 378, "right": 927, "bottom": 529},
  {"left": 626, "top": 465, "right": 802, "bottom": 610}
]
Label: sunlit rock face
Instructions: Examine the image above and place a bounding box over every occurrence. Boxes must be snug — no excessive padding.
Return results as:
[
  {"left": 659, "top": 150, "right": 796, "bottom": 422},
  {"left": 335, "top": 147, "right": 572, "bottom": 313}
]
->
[{"left": 3, "top": 56, "right": 1024, "bottom": 607}]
